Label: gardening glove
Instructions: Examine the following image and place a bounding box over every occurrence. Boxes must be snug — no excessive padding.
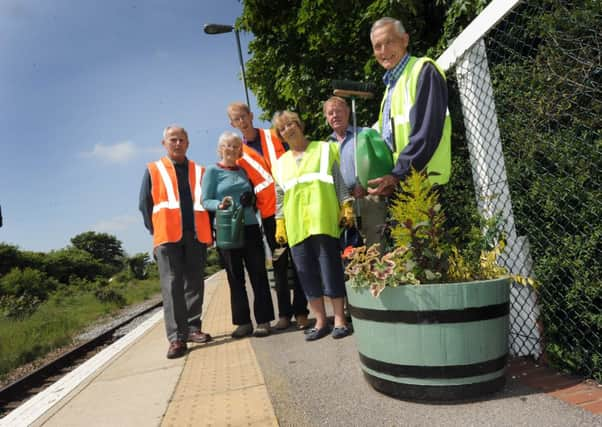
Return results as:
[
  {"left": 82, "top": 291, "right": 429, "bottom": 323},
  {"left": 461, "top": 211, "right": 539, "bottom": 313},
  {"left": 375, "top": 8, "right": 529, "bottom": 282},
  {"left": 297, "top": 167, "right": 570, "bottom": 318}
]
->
[
  {"left": 339, "top": 200, "right": 355, "bottom": 228},
  {"left": 275, "top": 218, "right": 288, "bottom": 245}
]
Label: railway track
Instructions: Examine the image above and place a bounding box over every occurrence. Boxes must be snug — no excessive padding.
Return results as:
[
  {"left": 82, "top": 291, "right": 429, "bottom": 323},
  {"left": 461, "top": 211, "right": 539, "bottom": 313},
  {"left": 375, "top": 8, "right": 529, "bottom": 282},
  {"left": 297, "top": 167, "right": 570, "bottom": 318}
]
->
[{"left": 0, "top": 300, "right": 163, "bottom": 417}]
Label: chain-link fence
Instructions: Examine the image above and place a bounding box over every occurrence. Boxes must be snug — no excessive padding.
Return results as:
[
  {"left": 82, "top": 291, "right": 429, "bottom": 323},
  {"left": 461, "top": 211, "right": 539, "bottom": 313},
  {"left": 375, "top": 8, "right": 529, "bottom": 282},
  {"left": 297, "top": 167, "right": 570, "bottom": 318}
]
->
[{"left": 440, "top": 0, "right": 601, "bottom": 381}]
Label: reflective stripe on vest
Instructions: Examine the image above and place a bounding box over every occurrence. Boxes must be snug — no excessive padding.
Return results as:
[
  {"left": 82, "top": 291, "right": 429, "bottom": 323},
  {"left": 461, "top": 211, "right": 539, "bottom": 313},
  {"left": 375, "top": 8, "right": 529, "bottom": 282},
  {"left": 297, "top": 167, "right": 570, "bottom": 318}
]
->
[
  {"left": 192, "top": 163, "right": 205, "bottom": 212},
  {"left": 152, "top": 160, "right": 180, "bottom": 213},
  {"left": 260, "top": 128, "right": 278, "bottom": 170},
  {"left": 280, "top": 143, "right": 334, "bottom": 192},
  {"left": 238, "top": 145, "right": 276, "bottom": 218},
  {"left": 241, "top": 153, "right": 274, "bottom": 194},
  {"left": 258, "top": 128, "right": 286, "bottom": 172}
]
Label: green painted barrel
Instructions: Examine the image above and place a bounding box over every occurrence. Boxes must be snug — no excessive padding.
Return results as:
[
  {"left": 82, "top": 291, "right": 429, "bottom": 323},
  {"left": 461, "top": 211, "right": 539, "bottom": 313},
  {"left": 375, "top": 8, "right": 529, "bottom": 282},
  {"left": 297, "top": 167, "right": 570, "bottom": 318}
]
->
[{"left": 346, "top": 277, "right": 510, "bottom": 401}]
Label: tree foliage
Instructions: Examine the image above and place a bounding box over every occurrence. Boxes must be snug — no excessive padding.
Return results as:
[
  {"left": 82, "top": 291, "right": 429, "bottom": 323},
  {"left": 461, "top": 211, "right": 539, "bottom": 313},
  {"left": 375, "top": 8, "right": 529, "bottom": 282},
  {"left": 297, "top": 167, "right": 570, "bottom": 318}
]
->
[
  {"left": 238, "top": 0, "right": 448, "bottom": 137},
  {"left": 44, "top": 247, "right": 109, "bottom": 284},
  {"left": 128, "top": 252, "right": 151, "bottom": 280},
  {"left": 71, "top": 231, "right": 125, "bottom": 273}
]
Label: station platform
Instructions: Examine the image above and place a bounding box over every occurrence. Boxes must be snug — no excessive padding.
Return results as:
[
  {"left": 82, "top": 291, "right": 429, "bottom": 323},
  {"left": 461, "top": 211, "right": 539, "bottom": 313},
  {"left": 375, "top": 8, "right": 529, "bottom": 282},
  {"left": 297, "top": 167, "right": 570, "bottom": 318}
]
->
[{"left": 1, "top": 270, "right": 601, "bottom": 427}]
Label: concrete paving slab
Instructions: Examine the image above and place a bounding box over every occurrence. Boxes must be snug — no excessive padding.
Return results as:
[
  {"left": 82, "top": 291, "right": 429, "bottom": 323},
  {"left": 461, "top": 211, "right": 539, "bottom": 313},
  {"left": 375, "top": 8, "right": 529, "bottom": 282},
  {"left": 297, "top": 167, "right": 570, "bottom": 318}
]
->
[{"left": 39, "top": 321, "right": 184, "bottom": 427}]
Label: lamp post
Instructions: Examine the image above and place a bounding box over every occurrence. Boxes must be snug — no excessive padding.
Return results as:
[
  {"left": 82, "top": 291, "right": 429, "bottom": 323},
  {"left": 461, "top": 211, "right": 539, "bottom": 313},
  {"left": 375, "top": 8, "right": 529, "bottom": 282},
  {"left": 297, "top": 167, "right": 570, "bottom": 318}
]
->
[{"left": 203, "top": 23, "right": 250, "bottom": 107}]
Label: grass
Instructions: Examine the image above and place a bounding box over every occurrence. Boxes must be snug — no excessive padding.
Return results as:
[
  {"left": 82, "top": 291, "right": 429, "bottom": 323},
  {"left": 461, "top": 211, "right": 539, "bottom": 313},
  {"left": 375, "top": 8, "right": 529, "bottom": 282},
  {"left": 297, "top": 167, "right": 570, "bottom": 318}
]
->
[{"left": 0, "top": 278, "right": 161, "bottom": 380}]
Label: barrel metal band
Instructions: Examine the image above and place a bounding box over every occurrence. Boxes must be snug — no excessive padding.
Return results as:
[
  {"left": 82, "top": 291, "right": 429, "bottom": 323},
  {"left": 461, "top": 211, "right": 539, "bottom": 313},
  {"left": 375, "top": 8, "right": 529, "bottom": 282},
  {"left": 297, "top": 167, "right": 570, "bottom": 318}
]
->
[
  {"left": 348, "top": 302, "right": 509, "bottom": 324},
  {"left": 359, "top": 353, "right": 508, "bottom": 379}
]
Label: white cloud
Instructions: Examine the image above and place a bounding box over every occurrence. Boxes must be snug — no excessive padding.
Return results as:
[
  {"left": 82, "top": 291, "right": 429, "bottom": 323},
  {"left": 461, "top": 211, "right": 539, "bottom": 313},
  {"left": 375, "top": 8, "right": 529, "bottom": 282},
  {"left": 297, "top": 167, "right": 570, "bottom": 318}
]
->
[
  {"left": 82, "top": 141, "right": 163, "bottom": 163},
  {"left": 92, "top": 214, "right": 138, "bottom": 233},
  {"left": 83, "top": 140, "right": 137, "bottom": 163}
]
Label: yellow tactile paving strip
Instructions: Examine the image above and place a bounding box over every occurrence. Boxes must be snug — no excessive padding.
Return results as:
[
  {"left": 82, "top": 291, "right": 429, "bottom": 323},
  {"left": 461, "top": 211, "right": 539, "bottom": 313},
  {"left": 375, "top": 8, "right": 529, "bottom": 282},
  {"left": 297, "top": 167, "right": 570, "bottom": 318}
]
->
[{"left": 161, "top": 272, "right": 278, "bottom": 427}]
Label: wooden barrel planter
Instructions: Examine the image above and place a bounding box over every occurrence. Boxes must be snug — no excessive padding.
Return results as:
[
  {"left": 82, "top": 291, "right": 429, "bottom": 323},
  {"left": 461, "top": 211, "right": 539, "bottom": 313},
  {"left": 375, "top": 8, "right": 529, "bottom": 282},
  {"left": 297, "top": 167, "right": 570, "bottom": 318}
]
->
[{"left": 345, "top": 277, "right": 510, "bottom": 402}]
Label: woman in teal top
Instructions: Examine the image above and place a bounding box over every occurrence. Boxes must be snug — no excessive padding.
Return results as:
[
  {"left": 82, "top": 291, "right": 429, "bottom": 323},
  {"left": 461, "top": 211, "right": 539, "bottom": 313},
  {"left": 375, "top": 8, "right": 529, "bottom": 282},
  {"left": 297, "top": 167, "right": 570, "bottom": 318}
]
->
[{"left": 202, "top": 131, "right": 274, "bottom": 338}]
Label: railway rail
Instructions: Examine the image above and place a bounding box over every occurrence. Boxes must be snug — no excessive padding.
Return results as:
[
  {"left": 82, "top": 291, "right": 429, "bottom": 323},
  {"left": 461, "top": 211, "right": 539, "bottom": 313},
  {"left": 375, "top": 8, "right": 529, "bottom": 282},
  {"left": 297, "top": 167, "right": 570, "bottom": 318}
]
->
[{"left": 0, "top": 300, "right": 163, "bottom": 418}]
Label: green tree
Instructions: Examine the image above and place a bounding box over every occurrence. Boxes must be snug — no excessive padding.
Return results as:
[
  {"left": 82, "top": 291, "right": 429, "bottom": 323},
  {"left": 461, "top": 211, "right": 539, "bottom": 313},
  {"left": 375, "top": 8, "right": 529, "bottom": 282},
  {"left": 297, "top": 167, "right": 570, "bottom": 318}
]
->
[
  {"left": 70, "top": 231, "right": 125, "bottom": 273},
  {"left": 0, "top": 243, "right": 47, "bottom": 277},
  {"left": 239, "top": 0, "right": 448, "bottom": 137},
  {"left": 0, "top": 243, "right": 21, "bottom": 277},
  {"left": 0, "top": 267, "right": 59, "bottom": 300},
  {"left": 44, "top": 247, "right": 108, "bottom": 284},
  {"left": 128, "top": 252, "right": 151, "bottom": 280}
]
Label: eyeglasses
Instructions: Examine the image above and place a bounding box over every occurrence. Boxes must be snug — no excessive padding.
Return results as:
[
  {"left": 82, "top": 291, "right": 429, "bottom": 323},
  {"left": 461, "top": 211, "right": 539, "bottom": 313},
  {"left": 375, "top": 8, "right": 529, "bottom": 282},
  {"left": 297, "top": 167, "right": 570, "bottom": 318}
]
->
[{"left": 230, "top": 113, "right": 249, "bottom": 123}]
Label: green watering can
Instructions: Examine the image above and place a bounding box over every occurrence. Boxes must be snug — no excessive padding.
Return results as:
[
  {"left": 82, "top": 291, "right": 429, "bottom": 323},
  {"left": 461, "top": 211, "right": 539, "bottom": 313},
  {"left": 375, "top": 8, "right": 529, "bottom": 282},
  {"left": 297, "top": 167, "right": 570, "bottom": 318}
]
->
[
  {"left": 355, "top": 128, "right": 393, "bottom": 189},
  {"left": 215, "top": 202, "right": 245, "bottom": 249}
]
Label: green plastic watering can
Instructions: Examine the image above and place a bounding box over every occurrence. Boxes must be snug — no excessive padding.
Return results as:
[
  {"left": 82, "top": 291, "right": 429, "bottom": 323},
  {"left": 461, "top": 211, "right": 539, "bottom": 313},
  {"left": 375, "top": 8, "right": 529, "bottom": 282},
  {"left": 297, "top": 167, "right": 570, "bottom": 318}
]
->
[
  {"left": 355, "top": 128, "right": 393, "bottom": 189},
  {"left": 215, "top": 202, "right": 245, "bottom": 249}
]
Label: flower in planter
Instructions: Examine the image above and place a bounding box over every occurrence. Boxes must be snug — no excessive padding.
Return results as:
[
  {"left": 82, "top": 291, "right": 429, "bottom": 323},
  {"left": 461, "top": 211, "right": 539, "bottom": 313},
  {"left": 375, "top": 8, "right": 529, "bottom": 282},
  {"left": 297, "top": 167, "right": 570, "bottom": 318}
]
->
[{"left": 345, "top": 169, "right": 536, "bottom": 294}]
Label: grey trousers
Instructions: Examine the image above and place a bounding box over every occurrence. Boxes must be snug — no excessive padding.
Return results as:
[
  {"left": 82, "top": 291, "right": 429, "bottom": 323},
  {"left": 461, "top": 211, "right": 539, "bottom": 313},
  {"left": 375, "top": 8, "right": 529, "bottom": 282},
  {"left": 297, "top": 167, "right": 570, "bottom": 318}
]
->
[
  {"left": 155, "top": 230, "right": 207, "bottom": 342},
  {"left": 357, "top": 195, "right": 388, "bottom": 247}
]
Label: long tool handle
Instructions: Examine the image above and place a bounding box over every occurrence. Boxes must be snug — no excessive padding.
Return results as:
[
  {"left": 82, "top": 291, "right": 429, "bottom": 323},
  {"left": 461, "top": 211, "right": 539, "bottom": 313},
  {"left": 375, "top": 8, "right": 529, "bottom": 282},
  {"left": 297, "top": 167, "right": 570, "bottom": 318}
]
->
[{"left": 351, "top": 97, "right": 361, "bottom": 220}]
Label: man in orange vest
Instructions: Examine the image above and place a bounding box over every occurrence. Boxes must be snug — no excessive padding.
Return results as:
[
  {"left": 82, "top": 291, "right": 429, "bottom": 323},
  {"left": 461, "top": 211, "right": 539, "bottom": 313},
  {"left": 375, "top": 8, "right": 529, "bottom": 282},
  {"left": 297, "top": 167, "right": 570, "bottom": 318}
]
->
[
  {"left": 139, "top": 125, "right": 213, "bottom": 359},
  {"left": 227, "top": 102, "right": 310, "bottom": 330}
]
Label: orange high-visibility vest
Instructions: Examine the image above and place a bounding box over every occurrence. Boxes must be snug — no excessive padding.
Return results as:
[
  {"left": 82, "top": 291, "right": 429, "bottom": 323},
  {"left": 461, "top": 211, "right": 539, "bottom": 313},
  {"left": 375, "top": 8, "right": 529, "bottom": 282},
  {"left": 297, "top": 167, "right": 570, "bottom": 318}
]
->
[
  {"left": 257, "top": 128, "right": 286, "bottom": 173},
  {"left": 237, "top": 145, "right": 276, "bottom": 218},
  {"left": 148, "top": 157, "right": 213, "bottom": 247}
]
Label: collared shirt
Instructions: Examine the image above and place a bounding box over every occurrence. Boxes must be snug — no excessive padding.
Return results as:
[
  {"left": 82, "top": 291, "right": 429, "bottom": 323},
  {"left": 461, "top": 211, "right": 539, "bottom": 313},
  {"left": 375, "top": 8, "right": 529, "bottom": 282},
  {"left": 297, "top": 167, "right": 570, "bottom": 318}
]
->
[
  {"left": 243, "top": 128, "right": 289, "bottom": 158},
  {"left": 327, "top": 125, "right": 367, "bottom": 190},
  {"left": 381, "top": 53, "right": 410, "bottom": 149}
]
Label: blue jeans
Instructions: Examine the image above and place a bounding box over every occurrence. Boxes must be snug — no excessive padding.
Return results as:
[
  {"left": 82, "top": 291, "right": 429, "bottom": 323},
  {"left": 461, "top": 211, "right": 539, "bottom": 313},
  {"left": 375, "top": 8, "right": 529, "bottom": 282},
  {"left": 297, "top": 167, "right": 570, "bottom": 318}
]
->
[{"left": 290, "top": 234, "right": 346, "bottom": 299}]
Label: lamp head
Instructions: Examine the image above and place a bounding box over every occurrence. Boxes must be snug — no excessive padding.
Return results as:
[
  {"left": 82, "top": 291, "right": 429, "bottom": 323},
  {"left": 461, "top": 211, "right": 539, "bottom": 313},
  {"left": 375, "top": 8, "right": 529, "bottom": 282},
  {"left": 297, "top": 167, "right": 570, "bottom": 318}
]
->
[{"left": 203, "top": 24, "right": 234, "bottom": 35}]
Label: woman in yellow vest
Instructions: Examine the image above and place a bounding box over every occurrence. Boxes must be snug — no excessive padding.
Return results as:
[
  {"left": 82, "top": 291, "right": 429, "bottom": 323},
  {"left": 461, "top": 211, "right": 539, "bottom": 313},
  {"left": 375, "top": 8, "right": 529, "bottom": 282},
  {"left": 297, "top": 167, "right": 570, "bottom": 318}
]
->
[{"left": 272, "top": 111, "right": 354, "bottom": 341}]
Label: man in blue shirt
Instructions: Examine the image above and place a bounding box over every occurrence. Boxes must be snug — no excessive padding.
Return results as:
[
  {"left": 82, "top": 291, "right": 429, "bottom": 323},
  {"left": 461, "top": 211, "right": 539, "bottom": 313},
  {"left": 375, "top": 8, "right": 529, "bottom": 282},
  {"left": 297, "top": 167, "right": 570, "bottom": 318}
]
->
[
  {"left": 368, "top": 17, "right": 450, "bottom": 196},
  {"left": 324, "top": 96, "right": 386, "bottom": 246}
]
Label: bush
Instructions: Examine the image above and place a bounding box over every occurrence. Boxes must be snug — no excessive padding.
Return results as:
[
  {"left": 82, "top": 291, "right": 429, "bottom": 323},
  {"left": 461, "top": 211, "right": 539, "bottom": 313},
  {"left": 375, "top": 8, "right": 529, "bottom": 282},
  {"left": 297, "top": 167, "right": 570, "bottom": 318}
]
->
[
  {"left": 44, "top": 248, "right": 109, "bottom": 284},
  {"left": 0, "top": 294, "right": 42, "bottom": 319},
  {"left": 0, "top": 267, "right": 59, "bottom": 301},
  {"left": 128, "top": 253, "right": 150, "bottom": 280}
]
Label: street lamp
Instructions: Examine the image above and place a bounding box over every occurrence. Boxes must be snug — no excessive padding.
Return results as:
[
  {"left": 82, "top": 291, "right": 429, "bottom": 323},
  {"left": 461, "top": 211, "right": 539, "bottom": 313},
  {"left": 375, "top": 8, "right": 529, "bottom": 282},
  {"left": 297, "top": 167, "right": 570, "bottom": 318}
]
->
[{"left": 203, "top": 23, "right": 250, "bottom": 107}]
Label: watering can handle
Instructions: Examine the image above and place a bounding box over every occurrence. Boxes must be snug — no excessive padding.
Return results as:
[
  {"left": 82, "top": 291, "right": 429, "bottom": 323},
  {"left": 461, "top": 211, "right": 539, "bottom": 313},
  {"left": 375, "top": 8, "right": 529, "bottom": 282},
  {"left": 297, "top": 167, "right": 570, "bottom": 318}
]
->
[{"left": 219, "top": 196, "right": 233, "bottom": 210}]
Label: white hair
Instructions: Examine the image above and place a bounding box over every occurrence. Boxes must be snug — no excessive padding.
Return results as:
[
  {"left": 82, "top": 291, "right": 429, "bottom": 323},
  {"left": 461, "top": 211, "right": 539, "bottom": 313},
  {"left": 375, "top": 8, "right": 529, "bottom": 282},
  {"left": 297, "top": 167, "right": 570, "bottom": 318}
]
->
[
  {"left": 162, "top": 125, "right": 188, "bottom": 140},
  {"left": 217, "top": 131, "right": 242, "bottom": 158},
  {"left": 370, "top": 17, "right": 406, "bottom": 41}
]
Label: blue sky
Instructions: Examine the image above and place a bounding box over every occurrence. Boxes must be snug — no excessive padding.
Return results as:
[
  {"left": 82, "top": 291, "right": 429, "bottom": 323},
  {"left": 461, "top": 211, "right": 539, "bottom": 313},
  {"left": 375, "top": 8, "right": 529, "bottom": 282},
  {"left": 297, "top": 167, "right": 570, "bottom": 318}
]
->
[{"left": 0, "top": 0, "right": 270, "bottom": 256}]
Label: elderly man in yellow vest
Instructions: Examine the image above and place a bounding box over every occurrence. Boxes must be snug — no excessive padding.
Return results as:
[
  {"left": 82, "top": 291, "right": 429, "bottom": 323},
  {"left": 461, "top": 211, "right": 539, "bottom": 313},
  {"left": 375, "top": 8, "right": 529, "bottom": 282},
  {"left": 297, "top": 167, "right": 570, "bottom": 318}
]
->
[
  {"left": 368, "top": 17, "right": 451, "bottom": 196},
  {"left": 139, "top": 125, "right": 213, "bottom": 359}
]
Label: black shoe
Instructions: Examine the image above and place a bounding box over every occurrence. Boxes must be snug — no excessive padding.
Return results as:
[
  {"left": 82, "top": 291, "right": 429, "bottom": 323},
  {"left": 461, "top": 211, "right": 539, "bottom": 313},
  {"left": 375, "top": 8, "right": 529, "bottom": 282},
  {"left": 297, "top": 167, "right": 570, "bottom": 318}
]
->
[
  {"left": 167, "top": 340, "right": 187, "bottom": 359},
  {"left": 253, "top": 323, "right": 271, "bottom": 337},
  {"left": 231, "top": 323, "right": 253, "bottom": 338}
]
